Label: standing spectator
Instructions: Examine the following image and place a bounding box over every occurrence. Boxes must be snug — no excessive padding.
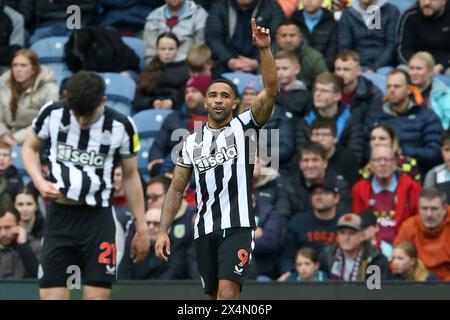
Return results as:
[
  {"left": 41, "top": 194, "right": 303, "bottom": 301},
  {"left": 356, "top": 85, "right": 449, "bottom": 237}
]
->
[
  {"left": 275, "top": 20, "right": 328, "bottom": 89},
  {"left": 279, "top": 177, "right": 344, "bottom": 275},
  {"left": 133, "top": 33, "right": 190, "bottom": 112},
  {"left": 397, "top": 0, "right": 450, "bottom": 75},
  {"left": 424, "top": 128, "right": 450, "bottom": 203},
  {"left": 0, "top": 140, "right": 23, "bottom": 199},
  {"left": 292, "top": 0, "right": 338, "bottom": 70},
  {"left": 360, "top": 123, "right": 421, "bottom": 182},
  {"left": 14, "top": 187, "right": 44, "bottom": 240},
  {"left": 0, "top": 207, "right": 40, "bottom": 279},
  {"left": 394, "top": 188, "right": 450, "bottom": 280},
  {"left": 144, "top": 0, "right": 208, "bottom": 64},
  {"left": 334, "top": 50, "right": 383, "bottom": 128},
  {"left": 367, "top": 69, "right": 443, "bottom": 175},
  {"left": 295, "top": 72, "right": 364, "bottom": 163},
  {"left": 361, "top": 210, "right": 393, "bottom": 260},
  {"left": 338, "top": 0, "right": 399, "bottom": 72},
  {"left": 352, "top": 145, "right": 422, "bottom": 243},
  {"left": 392, "top": 241, "right": 436, "bottom": 281},
  {"left": 284, "top": 248, "right": 328, "bottom": 281},
  {"left": 0, "top": 2, "right": 24, "bottom": 74},
  {"left": 320, "top": 213, "right": 392, "bottom": 281},
  {"left": 0, "top": 49, "right": 59, "bottom": 146},
  {"left": 408, "top": 51, "right": 450, "bottom": 129}
]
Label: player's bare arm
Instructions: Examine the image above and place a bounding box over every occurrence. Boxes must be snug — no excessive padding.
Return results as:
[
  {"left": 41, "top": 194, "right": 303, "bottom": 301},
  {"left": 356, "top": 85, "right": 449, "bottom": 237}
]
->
[
  {"left": 155, "top": 165, "right": 192, "bottom": 262},
  {"left": 121, "top": 156, "right": 150, "bottom": 262},
  {"left": 251, "top": 18, "right": 280, "bottom": 126},
  {"left": 22, "top": 131, "right": 61, "bottom": 199}
]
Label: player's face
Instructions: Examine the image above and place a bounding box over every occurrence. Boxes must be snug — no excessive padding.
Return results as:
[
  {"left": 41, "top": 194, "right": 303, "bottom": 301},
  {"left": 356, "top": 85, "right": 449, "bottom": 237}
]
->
[
  {"left": 295, "top": 255, "right": 319, "bottom": 280},
  {"left": 156, "top": 37, "right": 178, "bottom": 64},
  {"left": 369, "top": 146, "right": 396, "bottom": 180},
  {"left": 370, "top": 127, "right": 392, "bottom": 149},
  {"left": 337, "top": 228, "right": 363, "bottom": 252},
  {"left": 14, "top": 193, "right": 37, "bottom": 223},
  {"left": 442, "top": 143, "right": 450, "bottom": 169},
  {"left": 0, "top": 148, "right": 12, "bottom": 171},
  {"left": 334, "top": 58, "right": 360, "bottom": 86},
  {"left": 386, "top": 73, "right": 410, "bottom": 106},
  {"left": 276, "top": 58, "right": 300, "bottom": 86},
  {"left": 12, "top": 54, "right": 36, "bottom": 85},
  {"left": 299, "top": 151, "right": 327, "bottom": 181},
  {"left": 408, "top": 58, "right": 433, "bottom": 88},
  {"left": 420, "top": 0, "right": 446, "bottom": 17},
  {"left": 303, "top": 0, "right": 323, "bottom": 13},
  {"left": 204, "top": 83, "right": 236, "bottom": 127},
  {"left": 276, "top": 25, "right": 302, "bottom": 53},
  {"left": 0, "top": 213, "right": 17, "bottom": 247},
  {"left": 392, "top": 248, "right": 415, "bottom": 275},
  {"left": 310, "top": 128, "right": 336, "bottom": 153},
  {"left": 419, "top": 197, "right": 447, "bottom": 229}
]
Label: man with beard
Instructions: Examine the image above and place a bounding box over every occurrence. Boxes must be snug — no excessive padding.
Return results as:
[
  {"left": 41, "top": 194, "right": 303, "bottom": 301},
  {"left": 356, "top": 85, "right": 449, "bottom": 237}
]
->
[{"left": 397, "top": 0, "right": 450, "bottom": 75}]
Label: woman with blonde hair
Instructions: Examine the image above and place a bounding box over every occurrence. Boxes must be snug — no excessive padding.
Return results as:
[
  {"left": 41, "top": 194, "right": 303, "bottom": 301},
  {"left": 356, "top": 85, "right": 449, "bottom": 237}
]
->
[
  {"left": 392, "top": 241, "right": 435, "bottom": 281},
  {"left": 0, "top": 49, "right": 59, "bottom": 146}
]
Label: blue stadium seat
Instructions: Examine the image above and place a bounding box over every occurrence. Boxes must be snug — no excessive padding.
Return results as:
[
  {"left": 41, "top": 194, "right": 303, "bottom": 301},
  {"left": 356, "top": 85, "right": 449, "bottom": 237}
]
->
[
  {"left": 362, "top": 72, "right": 386, "bottom": 95},
  {"left": 30, "top": 36, "right": 68, "bottom": 64},
  {"left": 132, "top": 109, "right": 173, "bottom": 138},
  {"left": 137, "top": 139, "right": 154, "bottom": 180},
  {"left": 122, "top": 36, "right": 145, "bottom": 70},
  {"left": 45, "top": 63, "right": 73, "bottom": 87},
  {"left": 222, "top": 72, "right": 263, "bottom": 96},
  {"left": 99, "top": 72, "right": 136, "bottom": 116}
]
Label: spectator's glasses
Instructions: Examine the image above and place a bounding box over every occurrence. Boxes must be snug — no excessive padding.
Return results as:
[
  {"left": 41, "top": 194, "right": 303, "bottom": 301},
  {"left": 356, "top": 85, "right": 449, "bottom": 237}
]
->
[
  {"left": 370, "top": 157, "right": 394, "bottom": 164},
  {"left": 0, "top": 152, "right": 11, "bottom": 158},
  {"left": 147, "top": 193, "right": 165, "bottom": 202},
  {"left": 146, "top": 221, "right": 160, "bottom": 227}
]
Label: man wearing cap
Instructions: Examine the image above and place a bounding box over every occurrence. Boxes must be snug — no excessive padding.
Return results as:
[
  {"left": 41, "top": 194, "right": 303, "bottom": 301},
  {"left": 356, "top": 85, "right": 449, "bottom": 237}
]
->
[
  {"left": 320, "top": 213, "right": 392, "bottom": 281},
  {"left": 147, "top": 75, "right": 211, "bottom": 176},
  {"left": 278, "top": 176, "right": 345, "bottom": 278}
]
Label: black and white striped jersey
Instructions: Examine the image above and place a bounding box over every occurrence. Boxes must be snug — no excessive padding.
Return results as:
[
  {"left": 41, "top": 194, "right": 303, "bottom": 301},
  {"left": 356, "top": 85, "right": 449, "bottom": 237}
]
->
[
  {"left": 177, "top": 109, "right": 260, "bottom": 239},
  {"left": 32, "top": 101, "right": 140, "bottom": 207}
]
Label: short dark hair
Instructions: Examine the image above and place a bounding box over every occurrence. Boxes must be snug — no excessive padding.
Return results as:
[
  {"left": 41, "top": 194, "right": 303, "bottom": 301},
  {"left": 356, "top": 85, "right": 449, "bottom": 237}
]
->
[
  {"left": 295, "top": 247, "right": 319, "bottom": 264},
  {"left": 420, "top": 188, "right": 447, "bottom": 207},
  {"left": 387, "top": 69, "right": 412, "bottom": 86},
  {"left": 66, "top": 71, "right": 105, "bottom": 116},
  {"left": 208, "top": 78, "right": 239, "bottom": 99},
  {"left": 0, "top": 207, "right": 21, "bottom": 224},
  {"left": 314, "top": 72, "right": 343, "bottom": 92},
  {"left": 335, "top": 50, "right": 361, "bottom": 64},
  {"left": 300, "top": 141, "right": 327, "bottom": 160},
  {"left": 156, "top": 32, "right": 180, "bottom": 47},
  {"left": 277, "top": 19, "right": 302, "bottom": 34},
  {"left": 147, "top": 175, "right": 172, "bottom": 194},
  {"left": 310, "top": 118, "right": 337, "bottom": 137}
]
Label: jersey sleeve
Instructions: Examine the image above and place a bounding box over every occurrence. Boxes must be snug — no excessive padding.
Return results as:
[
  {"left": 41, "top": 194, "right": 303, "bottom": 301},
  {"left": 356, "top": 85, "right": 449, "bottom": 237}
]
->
[
  {"left": 119, "top": 116, "right": 140, "bottom": 157},
  {"left": 238, "top": 109, "right": 262, "bottom": 130},
  {"left": 176, "top": 136, "right": 193, "bottom": 168},
  {"left": 31, "top": 101, "right": 55, "bottom": 140}
]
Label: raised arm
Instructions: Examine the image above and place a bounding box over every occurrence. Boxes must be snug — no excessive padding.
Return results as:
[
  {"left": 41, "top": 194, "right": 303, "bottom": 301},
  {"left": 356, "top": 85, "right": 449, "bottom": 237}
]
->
[
  {"left": 251, "top": 18, "right": 280, "bottom": 127},
  {"left": 155, "top": 164, "right": 193, "bottom": 262}
]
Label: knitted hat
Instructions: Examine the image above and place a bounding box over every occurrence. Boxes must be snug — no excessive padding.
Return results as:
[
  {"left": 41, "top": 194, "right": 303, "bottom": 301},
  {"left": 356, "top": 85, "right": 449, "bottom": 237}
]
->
[{"left": 186, "top": 75, "right": 212, "bottom": 96}]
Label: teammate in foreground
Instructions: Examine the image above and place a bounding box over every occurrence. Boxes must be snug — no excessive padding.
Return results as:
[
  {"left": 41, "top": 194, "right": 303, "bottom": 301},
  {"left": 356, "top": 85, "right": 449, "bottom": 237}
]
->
[
  {"left": 22, "top": 71, "right": 150, "bottom": 300},
  {"left": 155, "top": 18, "right": 279, "bottom": 300}
]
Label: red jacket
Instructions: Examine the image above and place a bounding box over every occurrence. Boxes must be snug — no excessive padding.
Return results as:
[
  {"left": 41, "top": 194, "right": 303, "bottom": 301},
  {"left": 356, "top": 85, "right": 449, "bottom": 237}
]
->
[{"left": 352, "top": 174, "right": 422, "bottom": 231}]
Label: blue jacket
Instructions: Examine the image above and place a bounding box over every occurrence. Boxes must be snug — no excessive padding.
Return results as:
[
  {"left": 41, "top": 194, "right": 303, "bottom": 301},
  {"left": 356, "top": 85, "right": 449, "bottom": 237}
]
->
[
  {"left": 367, "top": 99, "right": 443, "bottom": 174},
  {"left": 429, "top": 77, "right": 450, "bottom": 130},
  {"left": 98, "top": 0, "right": 155, "bottom": 31},
  {"left": 338, "top": 1, "right": 400, "bottom": 70}
]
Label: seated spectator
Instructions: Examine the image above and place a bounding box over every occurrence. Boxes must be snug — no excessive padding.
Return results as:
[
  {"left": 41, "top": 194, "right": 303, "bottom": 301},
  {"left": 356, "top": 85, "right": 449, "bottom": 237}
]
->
[
  {"left": 14, "top": 187, "right": 44, "bottom": 240},
  {"left": 29, "top": 0, "right": 98, "bottom": 45},
  {"left": 310, "top": 118, "right": 360, "bottom": 186},
  {"left": 275, "top": 50, "right": 312, "bottom": 119},
  {"left": 144, "top": 0, "right": 208, "bottom": 64},
  {"left": 0, "top": 3, "right": 24, "bottom": 74},
  {"left": 361, "top": 210, "right": 393, "bottom": 260},
  {"left": 64, "top": 26, "right": 140, "bottom": 75},
  {"left": 397, "top": 0, "right": 450, "bottom": 76},
  {"left": 320, "top": 213, "right": 392, "bottom": 281},
  {"left": 206, "top": 0, "right": 284, "bottom": 73},
  {"left": 408, "top": 51, "right": 450, "bottom": 129},
  {"left": 186, "top": 44, "right": 214, "bottom": 77},
  {"left": 352, "top": 145, "right": 422, "bottom": 243},
  {"left": 0, "top": 49, "right": 59, "bottom": 146},
  {"left": 367, "top": 69, "right": 443, "bottom": 176},
  {"left": 0, "top": 207, "right": 40, "bottom": 279},
  {"left": 424, "top": 128, "right": 450, "bottom": 203},
  {"left": 292, "top": 0, "right": 338, "bottom": 69},
  {"left": 145, "top": 175, "right": 172, "bottom": 210},
  {"left": 277, "top": 142, "right": 351, "bottom": 221},
  {"left": 295, "top": 72, "right": 364, "bottom": 163},
  {"left": 338, "top": 0, "right": 399, "bottom": 72},
  {"left": 392, "top": 241, "right": 436, "bottom": 281},
  {"left": 134, "top": 33, "right": 189, "bottom": 112},
  {"left": 360, "top": 123, "right": 421, "bottom": 182},
  {"left": 395, "top": 188, "right": 450, "bottom": 280},
  {"left": 253, "top": 157, "right": 281, "bottom": 208},
  {"left": 0, "top": 140, "right": 23, "bottom": 199},
  {"left": 275, "top": 20, "right": 328, "bottom": 89},
  {"left": 119, "top": 207, "right": 187, "bottom": 280},
  {"left": 279, "top": 177, "right": 344, "bottom": 275},
  {"left": 334, "top": 50, "right": 383, "bottom": 128},
  {"left": 284, "top": 248, "right": 328, "bottom": 281},
  {"left": 147, "top": 75, "right": 210, "bottom": 176}
]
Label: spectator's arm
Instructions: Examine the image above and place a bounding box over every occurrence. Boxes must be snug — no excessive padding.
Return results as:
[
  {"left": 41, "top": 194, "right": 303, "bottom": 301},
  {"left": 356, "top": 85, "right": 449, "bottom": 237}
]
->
[
  {"left": 278, "top": 223, "right": 299, "bottom": 274},
  {"left": 4, "top": 6, "right": 25, "bottom": 46},
  {"left": 15, "top": 243, "right": 39, "bottom": 278},
  {"left": 143, "top": 20, "right": 158, "bottom": 66},
  {"left": 193, "top": 7, "right": 208, "bottom": 45},
  {"left": 133, "top": 89, "right": 154, "bottom": 113},
  {"left": 396, "top": 10, "right": 416, "bottom": 65},
  {"left": 254, "top": 206, "right": 283, "bottom": 255}
]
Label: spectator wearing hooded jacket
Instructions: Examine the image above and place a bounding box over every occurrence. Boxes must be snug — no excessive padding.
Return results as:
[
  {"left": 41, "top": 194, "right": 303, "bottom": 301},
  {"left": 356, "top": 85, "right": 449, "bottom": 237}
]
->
[
  {"left": 205, "top": 0, "right": 284, "bottom": 74},
  {"left": 144, "top": 0, "right": 208, "bottom": 65},
  {"left": 295, "top": 72, "right": 364, "bottom": 164},
  {"left": 292, "top": 0, "right": 338, "bottom": 70},
  {"left": 408, "top": 51, "right": 450, "bottom": 130},
  {"left": 366, "top": 69, "right": 443, "bottom": 176},
  {"left": 0, "top": 3, "right": 24, "bottom": 73},
  {"left": 338, "top": 0, "right": 400, "bottom": 72}
]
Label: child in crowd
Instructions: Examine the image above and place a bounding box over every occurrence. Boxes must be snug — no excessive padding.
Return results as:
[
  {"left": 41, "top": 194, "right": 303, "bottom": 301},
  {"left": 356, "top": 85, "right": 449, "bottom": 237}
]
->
[
  {"left": 392, "top": 241, "right": 435, "bottom": 281},
  {"left": 286, "top": 248, "right": 327, "bottom": 281}
]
